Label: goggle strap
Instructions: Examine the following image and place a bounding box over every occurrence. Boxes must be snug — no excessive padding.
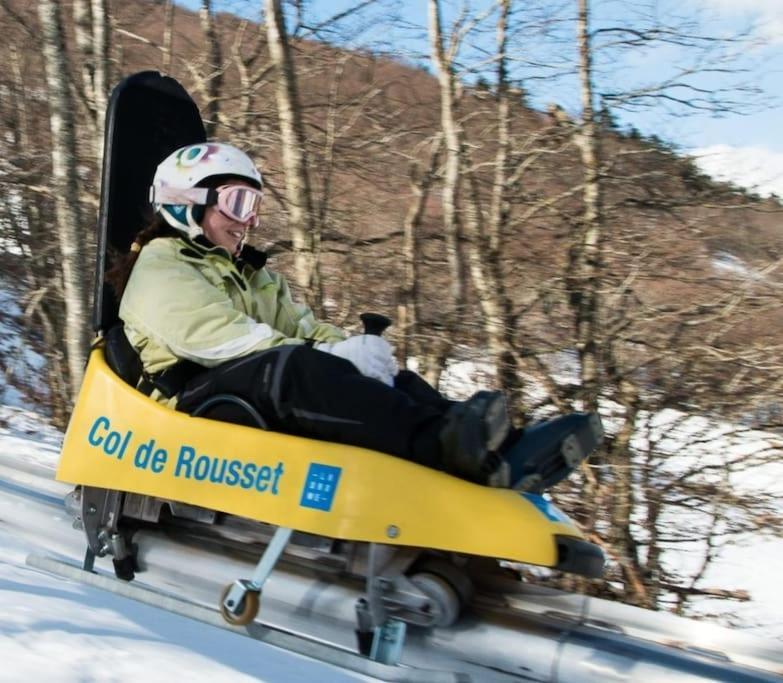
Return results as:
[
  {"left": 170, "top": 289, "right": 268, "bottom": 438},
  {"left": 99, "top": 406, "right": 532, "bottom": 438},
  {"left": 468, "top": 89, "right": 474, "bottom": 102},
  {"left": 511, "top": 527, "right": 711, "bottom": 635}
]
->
[{"left": 151, "top": 186, "right": 211, "bottom": 206}]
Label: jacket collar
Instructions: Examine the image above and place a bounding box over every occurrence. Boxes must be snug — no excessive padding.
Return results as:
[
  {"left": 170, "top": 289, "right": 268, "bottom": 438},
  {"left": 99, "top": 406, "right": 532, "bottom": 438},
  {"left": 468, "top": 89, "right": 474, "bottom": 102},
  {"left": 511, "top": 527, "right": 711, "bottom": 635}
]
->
[{"left": 179, "top": 235, "right": 268, "bottom": 271}]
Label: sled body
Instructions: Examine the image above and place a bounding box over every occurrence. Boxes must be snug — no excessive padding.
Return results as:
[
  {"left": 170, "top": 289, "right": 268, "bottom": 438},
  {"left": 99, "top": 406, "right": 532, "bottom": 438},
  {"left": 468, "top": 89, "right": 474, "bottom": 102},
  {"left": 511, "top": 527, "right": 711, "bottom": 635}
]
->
[{"left": 57, "top": 347, "right": 600, "bottom": 573}]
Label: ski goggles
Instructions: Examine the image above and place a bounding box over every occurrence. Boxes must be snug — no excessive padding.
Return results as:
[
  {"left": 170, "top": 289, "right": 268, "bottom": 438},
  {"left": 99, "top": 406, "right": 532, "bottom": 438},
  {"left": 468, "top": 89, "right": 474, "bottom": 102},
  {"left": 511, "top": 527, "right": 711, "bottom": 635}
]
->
[{"left": 150, "top": 184, "right": 264, "bottom": 224}]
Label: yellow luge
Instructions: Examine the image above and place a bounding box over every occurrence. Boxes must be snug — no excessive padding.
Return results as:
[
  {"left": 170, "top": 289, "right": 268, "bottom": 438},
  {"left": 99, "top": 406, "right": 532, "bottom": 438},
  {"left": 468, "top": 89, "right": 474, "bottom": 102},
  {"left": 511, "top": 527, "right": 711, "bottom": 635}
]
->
[{"left": 57, "top": 349, "right": 584, "bottom": 567}]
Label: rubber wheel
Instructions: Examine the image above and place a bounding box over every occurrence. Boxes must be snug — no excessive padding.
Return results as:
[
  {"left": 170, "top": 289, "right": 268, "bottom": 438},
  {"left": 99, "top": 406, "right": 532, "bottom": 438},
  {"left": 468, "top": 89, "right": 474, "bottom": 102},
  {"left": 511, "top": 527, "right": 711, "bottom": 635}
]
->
[
  {"left": 219, "top": 583, "right": 260, "bottom": 626},
  {"left": 409, "top": 572, "right": 461, "bottom": 628}
]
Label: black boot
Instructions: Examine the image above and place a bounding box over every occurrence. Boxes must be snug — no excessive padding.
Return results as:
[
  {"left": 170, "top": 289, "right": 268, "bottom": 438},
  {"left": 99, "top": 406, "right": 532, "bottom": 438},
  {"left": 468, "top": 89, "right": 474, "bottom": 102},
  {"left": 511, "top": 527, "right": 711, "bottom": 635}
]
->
[
  {"left": 502, "top": 412, "right": 604, "bottom": 492},
  {"left": 439, "top": 391, "right": 511, "bottom": 486}
]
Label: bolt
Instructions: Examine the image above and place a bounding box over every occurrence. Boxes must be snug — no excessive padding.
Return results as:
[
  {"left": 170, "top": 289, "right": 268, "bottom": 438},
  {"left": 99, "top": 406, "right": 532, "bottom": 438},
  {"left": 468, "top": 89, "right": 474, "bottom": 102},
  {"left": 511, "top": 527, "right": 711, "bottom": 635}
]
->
[
  {"left": 386, "top": 525, "right": 400, "bottom": 539},
  {"left": 87, "top": 505, "right": 97, "bottom": 515}
]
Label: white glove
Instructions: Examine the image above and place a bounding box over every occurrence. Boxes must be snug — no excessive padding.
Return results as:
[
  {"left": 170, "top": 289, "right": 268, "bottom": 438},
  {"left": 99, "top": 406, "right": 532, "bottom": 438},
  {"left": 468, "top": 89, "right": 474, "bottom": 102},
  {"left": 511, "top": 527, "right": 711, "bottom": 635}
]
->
[{"left": 317, "top": 335, "right": 398, "bottom": 385}]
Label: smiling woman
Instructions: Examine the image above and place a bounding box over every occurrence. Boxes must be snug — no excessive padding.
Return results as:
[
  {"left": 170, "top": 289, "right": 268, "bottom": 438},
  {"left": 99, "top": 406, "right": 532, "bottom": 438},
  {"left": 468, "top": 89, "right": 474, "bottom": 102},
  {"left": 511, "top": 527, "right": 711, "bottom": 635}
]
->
[{"left": 103, "top": 138, "right": 599, "bottom": 491}]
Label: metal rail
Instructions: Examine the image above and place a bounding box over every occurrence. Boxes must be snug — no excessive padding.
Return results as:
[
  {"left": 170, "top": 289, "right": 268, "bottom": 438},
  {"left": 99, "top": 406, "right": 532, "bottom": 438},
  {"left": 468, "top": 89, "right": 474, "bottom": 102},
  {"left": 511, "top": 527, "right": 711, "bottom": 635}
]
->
[{"left": 3, "top": 466, "right": 783, "bottom": 682}]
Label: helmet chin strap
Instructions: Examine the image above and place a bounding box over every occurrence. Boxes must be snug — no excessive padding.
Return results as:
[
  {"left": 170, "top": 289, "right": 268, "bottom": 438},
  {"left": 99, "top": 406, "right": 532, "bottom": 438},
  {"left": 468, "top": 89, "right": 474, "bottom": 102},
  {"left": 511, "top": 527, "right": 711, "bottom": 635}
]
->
[
  {"left": 161, "top": 204, "right": 249, "bottom": 257},
  {"left": 184, "top": 205, "right": 204, "bottom": 239},
  {"left": 159, "top": 204, "right": 204, "bottom": 239}
]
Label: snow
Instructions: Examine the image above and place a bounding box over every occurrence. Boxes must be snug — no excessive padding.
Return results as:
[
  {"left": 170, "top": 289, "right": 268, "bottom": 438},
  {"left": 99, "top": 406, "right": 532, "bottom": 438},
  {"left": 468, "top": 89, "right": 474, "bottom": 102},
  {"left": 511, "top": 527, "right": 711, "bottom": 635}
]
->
[
  {"left": 691, "top": 144, "right": 783, "bottom": 197},
  {"left": 0, "top": 533, "right": 367, "bottom": 683},
  {"left": 626, "top": 408, "right": 783, "bottom": 637},
  {"left": 711, "top": 251, "right": 767, "bottom": 280},
  {"left": 0, "top": 408, "right": 374, "bottom": 682},
  {"left": 0, "top": 279, "right": 48, "bottom": 408}
]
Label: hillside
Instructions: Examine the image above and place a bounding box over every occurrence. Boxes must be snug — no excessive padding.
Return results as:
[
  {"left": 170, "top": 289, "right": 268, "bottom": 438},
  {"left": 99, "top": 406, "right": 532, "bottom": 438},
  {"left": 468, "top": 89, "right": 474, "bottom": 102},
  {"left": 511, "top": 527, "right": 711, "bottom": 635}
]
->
[
  {"left": 1, "top": 0, "right": 781, "bottom": 420},
  {"left": 1, "top": 0, "right": 782, "bottom": 626}
]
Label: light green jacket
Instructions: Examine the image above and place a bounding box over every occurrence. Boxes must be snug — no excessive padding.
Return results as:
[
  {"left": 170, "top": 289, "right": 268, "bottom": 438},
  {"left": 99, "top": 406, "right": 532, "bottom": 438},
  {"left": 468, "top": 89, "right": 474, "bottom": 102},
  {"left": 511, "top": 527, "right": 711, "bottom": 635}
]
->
[{"left": 119, "top": 236, "right": 346, "bottom": 403}]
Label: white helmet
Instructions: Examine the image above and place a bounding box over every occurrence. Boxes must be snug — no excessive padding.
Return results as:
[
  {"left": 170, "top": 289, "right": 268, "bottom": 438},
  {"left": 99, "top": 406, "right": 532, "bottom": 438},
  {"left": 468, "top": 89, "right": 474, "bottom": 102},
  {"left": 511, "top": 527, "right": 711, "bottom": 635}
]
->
[{"left": 150, "top": 142, "right": 263, "bottom": 237}]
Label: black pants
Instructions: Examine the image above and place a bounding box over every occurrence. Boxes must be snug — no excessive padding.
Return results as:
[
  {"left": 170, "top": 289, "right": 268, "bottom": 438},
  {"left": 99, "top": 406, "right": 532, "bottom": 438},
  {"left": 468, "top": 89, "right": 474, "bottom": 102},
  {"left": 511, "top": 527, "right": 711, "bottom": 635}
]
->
[{"left": 176, "top": 345, "right": 452, "bottom": 469}]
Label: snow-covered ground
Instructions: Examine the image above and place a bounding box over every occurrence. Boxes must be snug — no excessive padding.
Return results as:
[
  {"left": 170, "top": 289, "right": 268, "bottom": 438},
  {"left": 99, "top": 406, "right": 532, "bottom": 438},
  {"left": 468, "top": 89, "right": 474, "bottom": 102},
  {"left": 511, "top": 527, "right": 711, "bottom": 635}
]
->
[
  {"left": 0, "top": 533, "right": 371, "bottom": 683},
  {"left": 1, "top": 348, "right": 781, "bottom": 681},
  {"left": 0, "top": 406, "right": 372, "bottom": 683}
]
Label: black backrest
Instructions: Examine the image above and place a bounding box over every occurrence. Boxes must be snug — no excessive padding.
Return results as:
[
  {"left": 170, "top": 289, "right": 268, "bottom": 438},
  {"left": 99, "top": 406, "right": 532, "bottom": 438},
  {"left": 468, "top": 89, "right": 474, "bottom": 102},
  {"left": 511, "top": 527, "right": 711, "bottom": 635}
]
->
[{"left": 94, "top": 71, "right": 206, "bottom": 332}]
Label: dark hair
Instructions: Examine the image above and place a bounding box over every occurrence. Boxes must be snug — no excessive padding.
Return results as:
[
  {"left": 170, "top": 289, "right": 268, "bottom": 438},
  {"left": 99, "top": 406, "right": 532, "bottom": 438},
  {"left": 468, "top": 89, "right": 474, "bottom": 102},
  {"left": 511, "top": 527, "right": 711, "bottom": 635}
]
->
[{"left": 104, "top": 215, "right": 180, "bottom": 299}]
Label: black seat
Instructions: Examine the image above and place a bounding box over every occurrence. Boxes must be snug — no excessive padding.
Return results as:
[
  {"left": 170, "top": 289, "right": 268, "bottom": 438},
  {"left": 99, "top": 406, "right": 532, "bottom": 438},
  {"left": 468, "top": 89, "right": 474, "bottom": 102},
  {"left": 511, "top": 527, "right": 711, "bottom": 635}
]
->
[
  {"left": 102, "top": 323, "right": 268, "bottom": 429},
  {"left": 104, "top": 324, "right": 143, "bottom": 388}
]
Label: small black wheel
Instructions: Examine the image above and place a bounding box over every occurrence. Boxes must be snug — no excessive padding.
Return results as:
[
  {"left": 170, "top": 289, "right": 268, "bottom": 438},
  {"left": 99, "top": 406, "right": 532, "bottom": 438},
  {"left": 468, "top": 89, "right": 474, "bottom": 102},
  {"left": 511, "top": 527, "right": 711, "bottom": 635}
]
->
[
  {"left": 409, "top": 572, "right": 461, "bottom": 628},
  {"left": 112, "top": 555, "right": 136, "bottom": 582},
  {"left": 219, "top": 582, "right": 260, "bottom": 626}
]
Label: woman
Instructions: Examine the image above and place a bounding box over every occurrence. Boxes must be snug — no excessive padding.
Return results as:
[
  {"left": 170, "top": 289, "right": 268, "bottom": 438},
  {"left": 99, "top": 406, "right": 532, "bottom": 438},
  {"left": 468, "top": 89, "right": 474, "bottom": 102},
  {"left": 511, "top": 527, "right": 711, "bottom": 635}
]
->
[{"left": 108, "top": 142, "right": 596, "bottom": 490}]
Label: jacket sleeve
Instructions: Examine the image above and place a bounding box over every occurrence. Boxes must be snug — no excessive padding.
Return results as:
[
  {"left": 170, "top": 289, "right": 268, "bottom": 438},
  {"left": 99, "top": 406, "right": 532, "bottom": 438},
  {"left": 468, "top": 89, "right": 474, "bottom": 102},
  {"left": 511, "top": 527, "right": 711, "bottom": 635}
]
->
[
  {"left": 120, "top": 240, "right": 301, "bottom": 369},
  {"left": 251, "top": 269, "right": 347, "bottom": 344}
]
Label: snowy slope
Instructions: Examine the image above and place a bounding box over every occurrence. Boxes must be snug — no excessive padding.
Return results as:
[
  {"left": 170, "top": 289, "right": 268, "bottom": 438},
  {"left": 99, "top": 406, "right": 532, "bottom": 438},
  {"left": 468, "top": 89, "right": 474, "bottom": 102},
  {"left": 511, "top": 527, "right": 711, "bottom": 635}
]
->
[
  {"left": 0, "top": 533, "right": 371, "bottom": 683},
  {"left": 0, "top": 407, "right": 372, "bottom": 683},
  {"left": 0, "top": 279, "right": 47, "bottom": 409}
]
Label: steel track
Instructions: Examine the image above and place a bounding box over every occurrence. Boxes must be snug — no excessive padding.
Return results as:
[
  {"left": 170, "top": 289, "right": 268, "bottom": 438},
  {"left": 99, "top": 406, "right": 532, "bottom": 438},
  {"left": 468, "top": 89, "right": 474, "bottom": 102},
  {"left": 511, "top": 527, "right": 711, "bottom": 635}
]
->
[{"left": 1, "top": 462, "right": 781, "bottom": 682}]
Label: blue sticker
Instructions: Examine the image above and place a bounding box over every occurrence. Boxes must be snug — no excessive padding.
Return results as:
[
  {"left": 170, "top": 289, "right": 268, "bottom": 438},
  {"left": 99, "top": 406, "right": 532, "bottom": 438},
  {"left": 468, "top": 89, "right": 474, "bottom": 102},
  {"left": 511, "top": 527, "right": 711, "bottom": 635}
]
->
[
  {"left": 522, "top": 492, "right": 572, "bottom": 524},
  {"left": 300, "top": 463, "right": 342, "bottom": 512}
]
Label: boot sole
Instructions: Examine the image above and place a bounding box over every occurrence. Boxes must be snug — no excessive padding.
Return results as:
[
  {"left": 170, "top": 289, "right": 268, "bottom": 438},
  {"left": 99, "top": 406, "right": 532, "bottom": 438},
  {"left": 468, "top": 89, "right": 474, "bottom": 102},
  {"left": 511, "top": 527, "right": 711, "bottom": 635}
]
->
[
  {"left": 513, "top": 413, "right": 604, "bottom": 492},
  {"left": 483, "top": 394, "right": 512, "bottom": 488},
  {"left": 484, "top": 393, "right": 511, "bottom": 453}
]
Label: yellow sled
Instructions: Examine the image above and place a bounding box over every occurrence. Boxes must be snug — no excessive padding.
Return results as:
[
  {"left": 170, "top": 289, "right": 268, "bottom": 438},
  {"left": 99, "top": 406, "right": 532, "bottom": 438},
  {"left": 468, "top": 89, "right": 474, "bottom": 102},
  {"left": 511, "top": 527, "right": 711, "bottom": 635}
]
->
[
  {"left": 58, "top": 345, "right": 600, "bottom": 573},
  {"left": 56, "top": 71, "right": 602, "bottom": 638}
]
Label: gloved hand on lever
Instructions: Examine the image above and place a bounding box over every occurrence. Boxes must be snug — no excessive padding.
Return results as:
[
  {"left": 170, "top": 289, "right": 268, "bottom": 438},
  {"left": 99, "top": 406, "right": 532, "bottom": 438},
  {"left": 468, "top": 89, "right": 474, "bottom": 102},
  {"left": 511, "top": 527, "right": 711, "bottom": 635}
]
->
[{"left": 317, "top": 335, "right": 398, "bottom": 385}]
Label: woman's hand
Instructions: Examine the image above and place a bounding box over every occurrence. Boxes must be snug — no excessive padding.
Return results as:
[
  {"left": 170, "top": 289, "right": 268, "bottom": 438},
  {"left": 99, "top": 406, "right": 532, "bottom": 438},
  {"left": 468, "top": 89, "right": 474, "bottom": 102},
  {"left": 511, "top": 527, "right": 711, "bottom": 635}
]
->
[{"left": 317, "top": 335, "right": 398, "bottom": 385}]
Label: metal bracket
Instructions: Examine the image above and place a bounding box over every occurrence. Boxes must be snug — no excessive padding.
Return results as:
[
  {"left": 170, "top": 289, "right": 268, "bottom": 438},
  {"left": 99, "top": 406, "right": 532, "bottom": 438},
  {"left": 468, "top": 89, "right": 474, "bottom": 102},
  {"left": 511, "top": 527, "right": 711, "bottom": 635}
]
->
[
  {"left": 81, "top": 486, "right": 124, "bottom": 556},
  {"left": 83, "top": 547, "right": 96, "bottom": 573},
  {"left": 369, "top": 619, "right": 407, "bottom": 665},
  {"left": 222, "top": 578, "right": 255, "bottom": 615},
  {"left": 247, "top": 526, "right": 293, "bottom": 591}
]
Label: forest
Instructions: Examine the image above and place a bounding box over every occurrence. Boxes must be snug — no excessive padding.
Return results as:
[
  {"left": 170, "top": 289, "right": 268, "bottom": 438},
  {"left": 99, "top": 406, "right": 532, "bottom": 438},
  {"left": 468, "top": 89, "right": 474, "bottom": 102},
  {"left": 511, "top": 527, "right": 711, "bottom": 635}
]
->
[{"left": 0, "top": 0, "right": 781, "bottom": 627}]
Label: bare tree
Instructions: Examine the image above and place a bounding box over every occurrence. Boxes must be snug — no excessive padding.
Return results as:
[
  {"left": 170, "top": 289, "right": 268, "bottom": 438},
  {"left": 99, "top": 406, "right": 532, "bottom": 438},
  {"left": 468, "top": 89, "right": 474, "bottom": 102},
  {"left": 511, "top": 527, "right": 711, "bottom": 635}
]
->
[
  {"left": 199, "top": 0, "right": 223, "bottom": 136},
  {"left": 459, "top": 0, "right": 526, "bottom": 410},
  {"left": 397, "top": 134, "right": 442, "bottom": 364},
  {"left": 264, "top": 0, "right": 320, "bottom": 302},
  {"left": 425, "top": 0, "right": 469, "bottom": 384},
  {"left": 71, "top": 0, "right": 110, "bottom": 157},
  {"left": 38, "top": 0, "right": 89, "bottom": 401},
  {"left": 162, "top": 0, "right": 174, "bottom": 72},
  {"left": 567, "top": 0, "right": 603, "bottom": 413}
]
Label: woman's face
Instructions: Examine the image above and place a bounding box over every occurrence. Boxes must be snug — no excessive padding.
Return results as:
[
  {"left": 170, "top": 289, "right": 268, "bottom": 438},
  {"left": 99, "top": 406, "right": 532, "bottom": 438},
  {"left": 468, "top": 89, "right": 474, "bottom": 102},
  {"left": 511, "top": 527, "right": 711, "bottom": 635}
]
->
[{"left": 200, "top": 180, "right": 256, "bottom": 255}]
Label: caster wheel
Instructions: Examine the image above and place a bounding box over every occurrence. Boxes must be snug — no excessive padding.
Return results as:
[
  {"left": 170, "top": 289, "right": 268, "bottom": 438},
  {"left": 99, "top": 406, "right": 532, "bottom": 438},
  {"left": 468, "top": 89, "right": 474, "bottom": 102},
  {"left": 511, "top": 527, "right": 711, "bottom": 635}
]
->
[
  {"left": 219, "top": 582, "right": 260, "bottom": 626},
  {"left": 410, "top": 572, "right": 461, "bottom": 628}
]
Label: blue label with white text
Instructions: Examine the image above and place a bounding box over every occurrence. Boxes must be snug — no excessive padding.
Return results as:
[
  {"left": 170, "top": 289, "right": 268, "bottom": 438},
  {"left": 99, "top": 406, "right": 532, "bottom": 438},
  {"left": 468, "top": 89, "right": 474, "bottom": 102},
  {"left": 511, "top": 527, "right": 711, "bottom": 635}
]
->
[{"left": 300, "top": 463, "right": 342, "bottom": 512}]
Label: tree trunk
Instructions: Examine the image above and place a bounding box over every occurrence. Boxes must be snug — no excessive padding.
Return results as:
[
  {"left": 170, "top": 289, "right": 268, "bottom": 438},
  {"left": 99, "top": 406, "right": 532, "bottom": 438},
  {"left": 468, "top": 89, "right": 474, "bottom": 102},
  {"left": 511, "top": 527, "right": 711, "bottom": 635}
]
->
[
  {"left": 608, "top": 371, "right": 647, "bottom": 605},
  {"left": 571, "top": 0, "right": 603, "bottom": 413},
  {"left": 467, "top": 0, "right": 523, "bottom": 410},
  {"left": 200, "top": 0, "right": 223, "bottom": 136},
  {"left": 398, "top": 135, "right": 442, "bottom": 365},
  {"left": 38, "top": 0, "right": 89, "bottom": 401},
  {"left": 72, "top": 0, "right": 109, "bottom": 159},
  {"left": 72, "top": 0, "right": 94, "bottom": 109},
  {"left": 91, "top": 0, "right": 109, "bottom": 151},
  {"left": 426, "top": 0, "right": 465, "bottom": 386},
  {"left": 9, "top": 46, "right": 30, "bottom": 151},
  {"left": 265, "top": 0, "right": 320, "bottom": 302},
  {"left": 428, "top": 0, "right": 465, "bottom": 326},
  {"left": 563, "top": 0, "right": 605, "bottom": 578},
  {"left": 162, "top": 0, "right": 175, "bottom": 72}
]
